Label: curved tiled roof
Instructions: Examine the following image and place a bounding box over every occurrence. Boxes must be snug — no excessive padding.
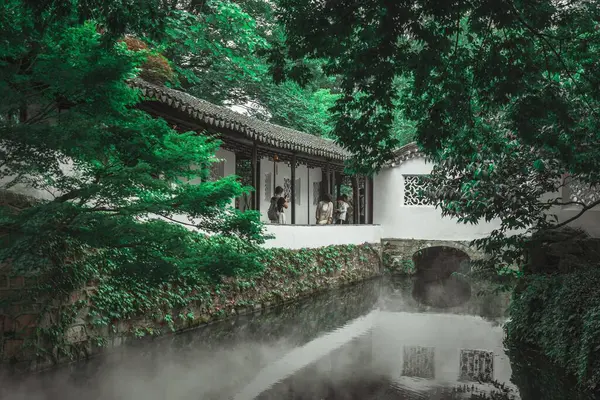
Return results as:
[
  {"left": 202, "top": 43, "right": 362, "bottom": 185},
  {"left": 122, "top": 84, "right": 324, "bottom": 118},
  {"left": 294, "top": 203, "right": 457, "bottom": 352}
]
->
[
  {"left": 130, "top": 79, "right": 351, "bottom": 161},
  {"left": 387, "top": 142, "right": 425, "bottom": 167}
]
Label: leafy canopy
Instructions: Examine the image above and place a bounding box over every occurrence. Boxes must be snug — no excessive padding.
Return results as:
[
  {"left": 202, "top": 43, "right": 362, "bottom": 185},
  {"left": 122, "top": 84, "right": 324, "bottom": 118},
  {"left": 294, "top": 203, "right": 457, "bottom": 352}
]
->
[
  {"left": 0, "top": 0, "right": 265, "bottom": 300},
  {"left": 158, "top": 0, "right": 341, "bottom": 138},
  {"left": 278, "top": 0, "right": 600, "bottom": 271}
]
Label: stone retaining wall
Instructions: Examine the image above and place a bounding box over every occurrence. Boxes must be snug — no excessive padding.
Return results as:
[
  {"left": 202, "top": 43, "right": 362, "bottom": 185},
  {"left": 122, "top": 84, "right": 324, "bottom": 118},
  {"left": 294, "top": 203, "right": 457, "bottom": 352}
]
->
[{"left": 0, "top": 243, "right": 381, "bottom": 373}]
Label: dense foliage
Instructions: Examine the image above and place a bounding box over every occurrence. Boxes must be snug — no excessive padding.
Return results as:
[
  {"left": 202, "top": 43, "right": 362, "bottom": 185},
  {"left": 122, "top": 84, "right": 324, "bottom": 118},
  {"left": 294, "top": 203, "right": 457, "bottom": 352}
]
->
[
  {"left": 154, "top": 0, "right": 341, "bottom": 138},
  {"left": 505, "top": 267, "right": 600, "bottom": 391},
  {"left": 277, "top": 0, "right": 600, "bottom": 270},
  {"left": 0, "top": 0, "right": 266, "bottom": 309},
  {"left": 87, "top": 243, "right": 377, "bottom": 331}
]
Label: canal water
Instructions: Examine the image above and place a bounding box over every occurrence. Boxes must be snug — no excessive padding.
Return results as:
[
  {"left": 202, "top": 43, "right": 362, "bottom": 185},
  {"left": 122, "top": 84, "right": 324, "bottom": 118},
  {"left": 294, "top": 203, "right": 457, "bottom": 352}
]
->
[{"left": 1, "top": 275, "right": 595, "bottom": 399}]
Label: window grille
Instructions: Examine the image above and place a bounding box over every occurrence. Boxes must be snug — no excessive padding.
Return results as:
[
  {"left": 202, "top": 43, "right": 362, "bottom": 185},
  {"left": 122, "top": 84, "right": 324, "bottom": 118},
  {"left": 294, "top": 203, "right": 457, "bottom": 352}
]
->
[
  {"left": 459, "top": 349, "right": 494, "bottom": 382},
  {"left": 313, "top": 181, "right": 321, "bottom": 205},
  {"left": 564, "top": 176, "right": 600, "bottom": 206},
  {"left": 283, "top": 177, "right": 291, "bottom": 199},
  {"left": 402, "top": 346, "right": 435, "bottom": 379},
  {"left": 403, "top": 175, "right": 431, "bottom": 206}
]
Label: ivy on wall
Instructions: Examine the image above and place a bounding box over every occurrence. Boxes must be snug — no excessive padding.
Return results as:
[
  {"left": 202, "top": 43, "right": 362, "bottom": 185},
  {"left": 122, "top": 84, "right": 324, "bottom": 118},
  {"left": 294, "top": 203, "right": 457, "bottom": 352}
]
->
[{"left": 1, "top": 243, "right": 380, "bottom": 368}]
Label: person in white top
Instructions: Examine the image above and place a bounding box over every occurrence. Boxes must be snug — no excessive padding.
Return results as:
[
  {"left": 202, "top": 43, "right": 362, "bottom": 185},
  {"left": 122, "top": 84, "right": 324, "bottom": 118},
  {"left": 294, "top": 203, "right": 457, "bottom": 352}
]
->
[
  {"left": 315, "top": 193, "right": 334, "bottom": 225},
  {"left": 336, "top": 194, "right": 349, "bottom": 224}
]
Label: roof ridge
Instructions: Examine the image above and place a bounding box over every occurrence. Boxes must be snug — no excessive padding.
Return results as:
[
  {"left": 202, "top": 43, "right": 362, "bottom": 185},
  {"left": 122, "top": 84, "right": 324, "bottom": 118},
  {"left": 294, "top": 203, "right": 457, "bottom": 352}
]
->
[{"left": 129, "top": 79, "right": 351, "bottom": 161}]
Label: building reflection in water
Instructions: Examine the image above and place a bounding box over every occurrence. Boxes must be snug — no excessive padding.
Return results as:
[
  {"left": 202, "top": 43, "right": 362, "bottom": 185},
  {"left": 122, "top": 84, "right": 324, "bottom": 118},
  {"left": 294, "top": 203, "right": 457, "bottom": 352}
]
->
[{"left": 253, "top": 276, "right": 516, "bottom": 399}]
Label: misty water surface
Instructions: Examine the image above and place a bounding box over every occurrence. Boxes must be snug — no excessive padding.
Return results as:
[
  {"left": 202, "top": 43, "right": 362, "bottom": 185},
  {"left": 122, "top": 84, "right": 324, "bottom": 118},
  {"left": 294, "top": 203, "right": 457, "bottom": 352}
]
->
[{"left": 0, "top": 275, "right": 591, "bottom": 399}]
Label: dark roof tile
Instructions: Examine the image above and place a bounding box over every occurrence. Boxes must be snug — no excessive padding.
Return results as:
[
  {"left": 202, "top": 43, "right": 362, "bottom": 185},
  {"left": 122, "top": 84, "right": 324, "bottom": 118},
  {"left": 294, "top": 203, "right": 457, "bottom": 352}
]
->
[{"left": 130, "top": 79, "right": 351, "bottom": 161}]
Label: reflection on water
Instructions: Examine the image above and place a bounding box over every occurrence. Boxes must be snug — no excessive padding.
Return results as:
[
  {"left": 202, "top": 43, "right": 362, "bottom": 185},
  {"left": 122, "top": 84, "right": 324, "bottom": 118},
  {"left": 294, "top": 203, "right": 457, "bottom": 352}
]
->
[
  {"left": 412, "top": 275, "right": 472, "bottom": 308},
  {"left": 1, "top": 275, "right": 596, "bottom": 399}
]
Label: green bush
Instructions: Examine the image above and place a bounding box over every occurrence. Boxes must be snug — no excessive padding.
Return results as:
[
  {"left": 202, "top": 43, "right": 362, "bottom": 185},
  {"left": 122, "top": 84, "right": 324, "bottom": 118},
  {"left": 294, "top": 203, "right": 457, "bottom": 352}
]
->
[{"left": 505, "top": 267, "right": 600, "bottom": 390}]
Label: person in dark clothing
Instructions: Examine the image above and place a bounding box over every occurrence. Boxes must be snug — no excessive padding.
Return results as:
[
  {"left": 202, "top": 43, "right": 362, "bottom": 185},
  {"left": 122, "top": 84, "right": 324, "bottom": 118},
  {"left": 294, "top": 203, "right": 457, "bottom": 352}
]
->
[{"left": 268, "top": 186, "right": 286, "bottom": 223}]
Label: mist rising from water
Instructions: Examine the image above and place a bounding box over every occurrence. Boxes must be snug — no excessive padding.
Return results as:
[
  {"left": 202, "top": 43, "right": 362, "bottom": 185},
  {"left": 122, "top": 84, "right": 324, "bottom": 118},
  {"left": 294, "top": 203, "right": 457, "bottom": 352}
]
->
[{"left": 1, "top": 277, "right": 512, "bottom": 400}]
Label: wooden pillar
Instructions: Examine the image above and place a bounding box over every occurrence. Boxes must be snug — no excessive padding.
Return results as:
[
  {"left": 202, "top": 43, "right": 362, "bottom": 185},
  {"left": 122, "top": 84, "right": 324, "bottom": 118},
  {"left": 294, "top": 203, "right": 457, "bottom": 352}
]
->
[
  {"left": 336, "top": 172, "right": 342, "bottom": 200},
  {"left": 251, "top": 142, "right": 258, "bottom": 210},
  {"left": 291, "top": 154, "right": 296, "bottom": 225},
  {"left": 307, "top": 167, "right": 311, "bottom": 224},
  {"left": 323, "top": 162, "right": 330, "bottom": 198},
  {"left": 330, "top": 169, "right": 336, "bottom": 199},
  {"left": 256, "top": 153, "right": 261, "bottom": 212},
  {"left": 352, "top": 176, "right": 359, "bottom": 224},
  {"left": 273, "top": 158, "right": 276, "bottom": 194}
]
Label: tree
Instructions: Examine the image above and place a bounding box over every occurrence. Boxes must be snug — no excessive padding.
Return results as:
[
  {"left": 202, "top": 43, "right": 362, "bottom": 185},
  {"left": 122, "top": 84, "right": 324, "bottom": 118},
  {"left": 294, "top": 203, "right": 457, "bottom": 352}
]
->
[
  {"left": 0, "top": 0, "right": 265, "bottom": 305},
  {"left": 277, "top": 0, "right": 600, "bottom": 271},
  {"left": 161, "top": 0, "right": 343, "bottom": 138}
]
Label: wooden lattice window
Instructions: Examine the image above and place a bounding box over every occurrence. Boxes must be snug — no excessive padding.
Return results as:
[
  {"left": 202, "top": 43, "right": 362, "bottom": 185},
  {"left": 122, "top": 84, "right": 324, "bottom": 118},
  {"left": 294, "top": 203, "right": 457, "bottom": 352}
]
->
[
  {"left": 313, "top": 181, "right": 321, "bottom": 205},
  {"left": 284, "top": 177, "right": 292, "bottom": 199},
  {"left": 402, "top": 346, "right": 435, "bottom": 379},
  {"left": 403, "top": 175, "right": 431, "bottom": 206},
  {"left": 459, "top": 349, "right": 494, "bottom": 382}
]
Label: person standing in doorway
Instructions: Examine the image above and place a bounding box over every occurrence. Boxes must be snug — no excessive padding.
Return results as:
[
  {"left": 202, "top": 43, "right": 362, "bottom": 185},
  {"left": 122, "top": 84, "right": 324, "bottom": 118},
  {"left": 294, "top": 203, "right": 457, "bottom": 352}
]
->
[
  {"left": 315, "top": 194, "right": 334, "bottom": 225},
  {"left": 268, "top": 186, "right": 286, "bottom": 223},
  {"left": 336, "top": 195, "right": 349, "bottom": 224}
]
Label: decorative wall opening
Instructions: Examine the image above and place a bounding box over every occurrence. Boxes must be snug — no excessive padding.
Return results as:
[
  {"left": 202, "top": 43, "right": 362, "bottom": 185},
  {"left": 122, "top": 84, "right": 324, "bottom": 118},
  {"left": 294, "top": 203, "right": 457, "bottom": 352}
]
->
[
  {"left": 403, "top": 175, "right": 431, "bottom": 206},
  {"left": 283, "top": 177, "right": 291, "bottom": 199},
  {"left": 459, "top": 349, "right": 494, "bottom": 382},
  {"left": 312, "top": 181, "right": 321, "bottom": 205},
  {"left": 563, "top": 175, "right": 600, "bottom": 207},
  {"left": 402, "top": 346, "right": 435, "bottom": 379}
]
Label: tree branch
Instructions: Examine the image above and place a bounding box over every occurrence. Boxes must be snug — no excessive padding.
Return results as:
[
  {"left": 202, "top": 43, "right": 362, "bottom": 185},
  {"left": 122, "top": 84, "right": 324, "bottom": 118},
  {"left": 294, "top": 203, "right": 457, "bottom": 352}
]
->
[
  {"left": 548, "top": 197, "right": 600, "bottom": 230},
  {"left": 155, "top": 212, "right": 199, "bottom": 228}
]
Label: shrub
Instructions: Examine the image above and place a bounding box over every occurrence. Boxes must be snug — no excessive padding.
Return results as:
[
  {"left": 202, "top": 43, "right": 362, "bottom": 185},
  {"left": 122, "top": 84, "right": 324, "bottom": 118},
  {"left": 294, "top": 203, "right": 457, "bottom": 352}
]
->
[{"left": 505, "top": 267, "right": 600, "bottom": 390}]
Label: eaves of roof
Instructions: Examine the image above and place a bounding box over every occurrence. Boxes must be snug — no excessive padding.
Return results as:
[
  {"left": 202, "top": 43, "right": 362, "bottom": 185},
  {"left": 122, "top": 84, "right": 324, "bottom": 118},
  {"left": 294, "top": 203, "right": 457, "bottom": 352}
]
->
[
  {"left": 129, "top": 79, "right": 351, "bottom": 162},
  {"left": 386, "top": 142, "right": 425, "bottom": 167}
]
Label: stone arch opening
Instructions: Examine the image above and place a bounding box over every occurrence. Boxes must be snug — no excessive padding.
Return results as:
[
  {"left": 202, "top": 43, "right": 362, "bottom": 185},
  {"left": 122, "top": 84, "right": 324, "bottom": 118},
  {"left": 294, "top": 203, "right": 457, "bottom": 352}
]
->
[
  {"left": 411, "top": 246, "right": 472, "bottom": 308},
  {"left": 412, "top": 246, "right": 471, "bottom": 281}
]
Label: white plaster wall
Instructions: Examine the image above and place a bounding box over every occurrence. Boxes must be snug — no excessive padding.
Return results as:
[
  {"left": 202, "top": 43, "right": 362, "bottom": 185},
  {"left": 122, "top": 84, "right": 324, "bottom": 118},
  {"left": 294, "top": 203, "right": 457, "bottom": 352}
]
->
[
  {"left": 0, "top": 158, "right": 76, "bottom": 201},
  {"left": 262, "top": 224, "right": 382, "bottom": 249},
  {"left": 557, "top": 207, "right": 600, "bottom": 237},
  {"left": 371, "top": 312, "right": 512, "bottom": 389},
  {"left": 541, "top": 182, "right": 600, "bottom": 238},
  {"left": 373, "top": 158, "right": 502, "bottom": 240}
]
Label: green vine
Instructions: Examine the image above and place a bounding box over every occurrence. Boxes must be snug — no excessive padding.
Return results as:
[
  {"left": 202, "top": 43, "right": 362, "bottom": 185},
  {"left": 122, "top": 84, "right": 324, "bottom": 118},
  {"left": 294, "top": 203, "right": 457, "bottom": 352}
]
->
[{"left": 1, "top": 243, "right": 380, "bottom": 368}]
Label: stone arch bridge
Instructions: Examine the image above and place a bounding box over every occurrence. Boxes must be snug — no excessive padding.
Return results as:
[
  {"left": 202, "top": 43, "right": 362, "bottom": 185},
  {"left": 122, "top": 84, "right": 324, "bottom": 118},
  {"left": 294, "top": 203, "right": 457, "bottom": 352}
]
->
[{"left": 382, "top": 239, "right": 486, "bottom": 275}]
